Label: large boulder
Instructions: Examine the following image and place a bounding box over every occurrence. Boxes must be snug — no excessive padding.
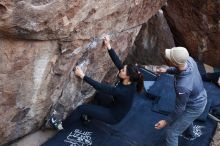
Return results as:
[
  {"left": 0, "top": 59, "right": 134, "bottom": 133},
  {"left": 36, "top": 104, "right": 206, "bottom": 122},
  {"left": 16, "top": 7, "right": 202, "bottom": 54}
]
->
[
  {"left": 0, "top": 0, "right": 166, "bottom": 145},
  {"left": 163, "top": 0, "right": 220, "bottom": 67},
  {"left": 0, "top": 39, "right": 59, "bottom": 145},
  {"left": 125, "top": 10, "right": 175, "bottom": 65},
  {"left": 0, "top": 0, "right": 165, "bottom": 41}
]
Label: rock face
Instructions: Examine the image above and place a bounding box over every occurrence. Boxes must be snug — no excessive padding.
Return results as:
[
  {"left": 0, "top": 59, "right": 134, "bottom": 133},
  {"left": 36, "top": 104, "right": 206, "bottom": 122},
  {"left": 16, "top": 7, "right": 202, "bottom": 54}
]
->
[
  {"left": 0, "top": 39, "right": 58, "bottom": 145},
  {"left": 163, "top": 0, "right": 220, "bottom": 67},
  {"left": 125, "top": 10, "right": 175, "bottom": 65},
  {"left": 1, "top": 0, "right": 165, "bottom": 41},
  {"left": 213, "top": 127, "right": 220, "bottom": 146},
  {"left": 0, "top": 0, "right": 166, "bottom": 145}
]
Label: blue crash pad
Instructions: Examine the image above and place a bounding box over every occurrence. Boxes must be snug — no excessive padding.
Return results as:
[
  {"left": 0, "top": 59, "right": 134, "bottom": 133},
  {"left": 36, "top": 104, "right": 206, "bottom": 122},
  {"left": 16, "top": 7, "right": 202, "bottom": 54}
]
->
[{"left": 42, "top": 68, "right": 217, "bottom": 146}]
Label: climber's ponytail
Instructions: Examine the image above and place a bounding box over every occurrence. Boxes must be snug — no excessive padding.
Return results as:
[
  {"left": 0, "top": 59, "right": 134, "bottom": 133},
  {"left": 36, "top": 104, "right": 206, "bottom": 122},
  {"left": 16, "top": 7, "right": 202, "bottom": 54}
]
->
[{"left": 126, "top": 64, "right": 144, "bottom": 93}]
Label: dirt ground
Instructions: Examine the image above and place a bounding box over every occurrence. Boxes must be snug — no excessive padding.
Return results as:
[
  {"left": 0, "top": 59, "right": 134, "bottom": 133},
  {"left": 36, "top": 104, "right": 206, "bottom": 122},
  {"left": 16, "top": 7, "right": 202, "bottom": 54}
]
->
[
  {"left": 10, "top": 130, "right": 57, "bottom": 146},
  {"left": 213, "top": 125, "right": 220, "bottom": 146}
]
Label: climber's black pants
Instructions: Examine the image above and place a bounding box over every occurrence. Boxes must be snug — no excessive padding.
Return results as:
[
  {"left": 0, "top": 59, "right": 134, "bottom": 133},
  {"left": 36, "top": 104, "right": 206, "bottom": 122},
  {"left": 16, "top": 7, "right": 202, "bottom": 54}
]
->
[
  {"left": 94, "top": 92, "right": 114, "bottom": 107},
  {"left": 62, "top": 92, "right": 117, "bottom": 128}
]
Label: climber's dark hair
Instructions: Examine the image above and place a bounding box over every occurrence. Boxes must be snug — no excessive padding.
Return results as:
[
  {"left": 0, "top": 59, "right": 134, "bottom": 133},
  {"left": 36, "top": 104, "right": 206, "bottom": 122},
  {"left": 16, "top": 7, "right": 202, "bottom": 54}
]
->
[{"left": 126, "top": 64, "right": 144, "bottom": 93}]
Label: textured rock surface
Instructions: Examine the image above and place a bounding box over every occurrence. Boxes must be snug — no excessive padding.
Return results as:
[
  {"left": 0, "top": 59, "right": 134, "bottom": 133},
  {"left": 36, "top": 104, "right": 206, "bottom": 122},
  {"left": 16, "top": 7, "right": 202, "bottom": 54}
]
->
[
  {"left": 213, "top": 125, "right": 220, "bottom": 146},
  {"left": 0, "top": 0, "right": 166, "bottom": 145},
  {"left": 125, "top": 10, "right": 175, "bottom": 65},
  {"left": 0, "top": 0, "right": 165, "bottom": 41},
  {"left": 163, "top": 0, "right": 220, "bottom": 67},
  {"left": 0, "top": 38, "right": 58, "bottom": 145}
]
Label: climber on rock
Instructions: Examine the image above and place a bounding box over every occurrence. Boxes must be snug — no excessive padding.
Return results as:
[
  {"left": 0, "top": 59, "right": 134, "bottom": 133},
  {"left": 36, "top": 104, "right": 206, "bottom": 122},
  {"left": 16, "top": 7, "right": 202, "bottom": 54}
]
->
[
  {"left": 154, "top": 47, "right": 207, "bottom": 146},
  {"left": 50, "top": 35, "right": 144, "bottom": 130}
]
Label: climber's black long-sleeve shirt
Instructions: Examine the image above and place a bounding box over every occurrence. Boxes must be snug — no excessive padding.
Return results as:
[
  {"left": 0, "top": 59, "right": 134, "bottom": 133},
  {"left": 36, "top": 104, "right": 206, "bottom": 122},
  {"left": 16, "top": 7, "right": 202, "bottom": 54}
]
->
[
  {"left": 83, "top": 48, "right": 136, "bottom": 121},
  {"left": 107, "top": 48, "right": 123, "bottom": 70}
]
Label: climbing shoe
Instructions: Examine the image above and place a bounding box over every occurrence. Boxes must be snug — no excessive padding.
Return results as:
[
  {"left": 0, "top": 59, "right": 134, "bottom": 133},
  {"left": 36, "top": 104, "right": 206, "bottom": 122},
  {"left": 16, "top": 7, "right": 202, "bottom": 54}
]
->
[{"left": 49, "top": 114, "right": 64, "bottom": 130}]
